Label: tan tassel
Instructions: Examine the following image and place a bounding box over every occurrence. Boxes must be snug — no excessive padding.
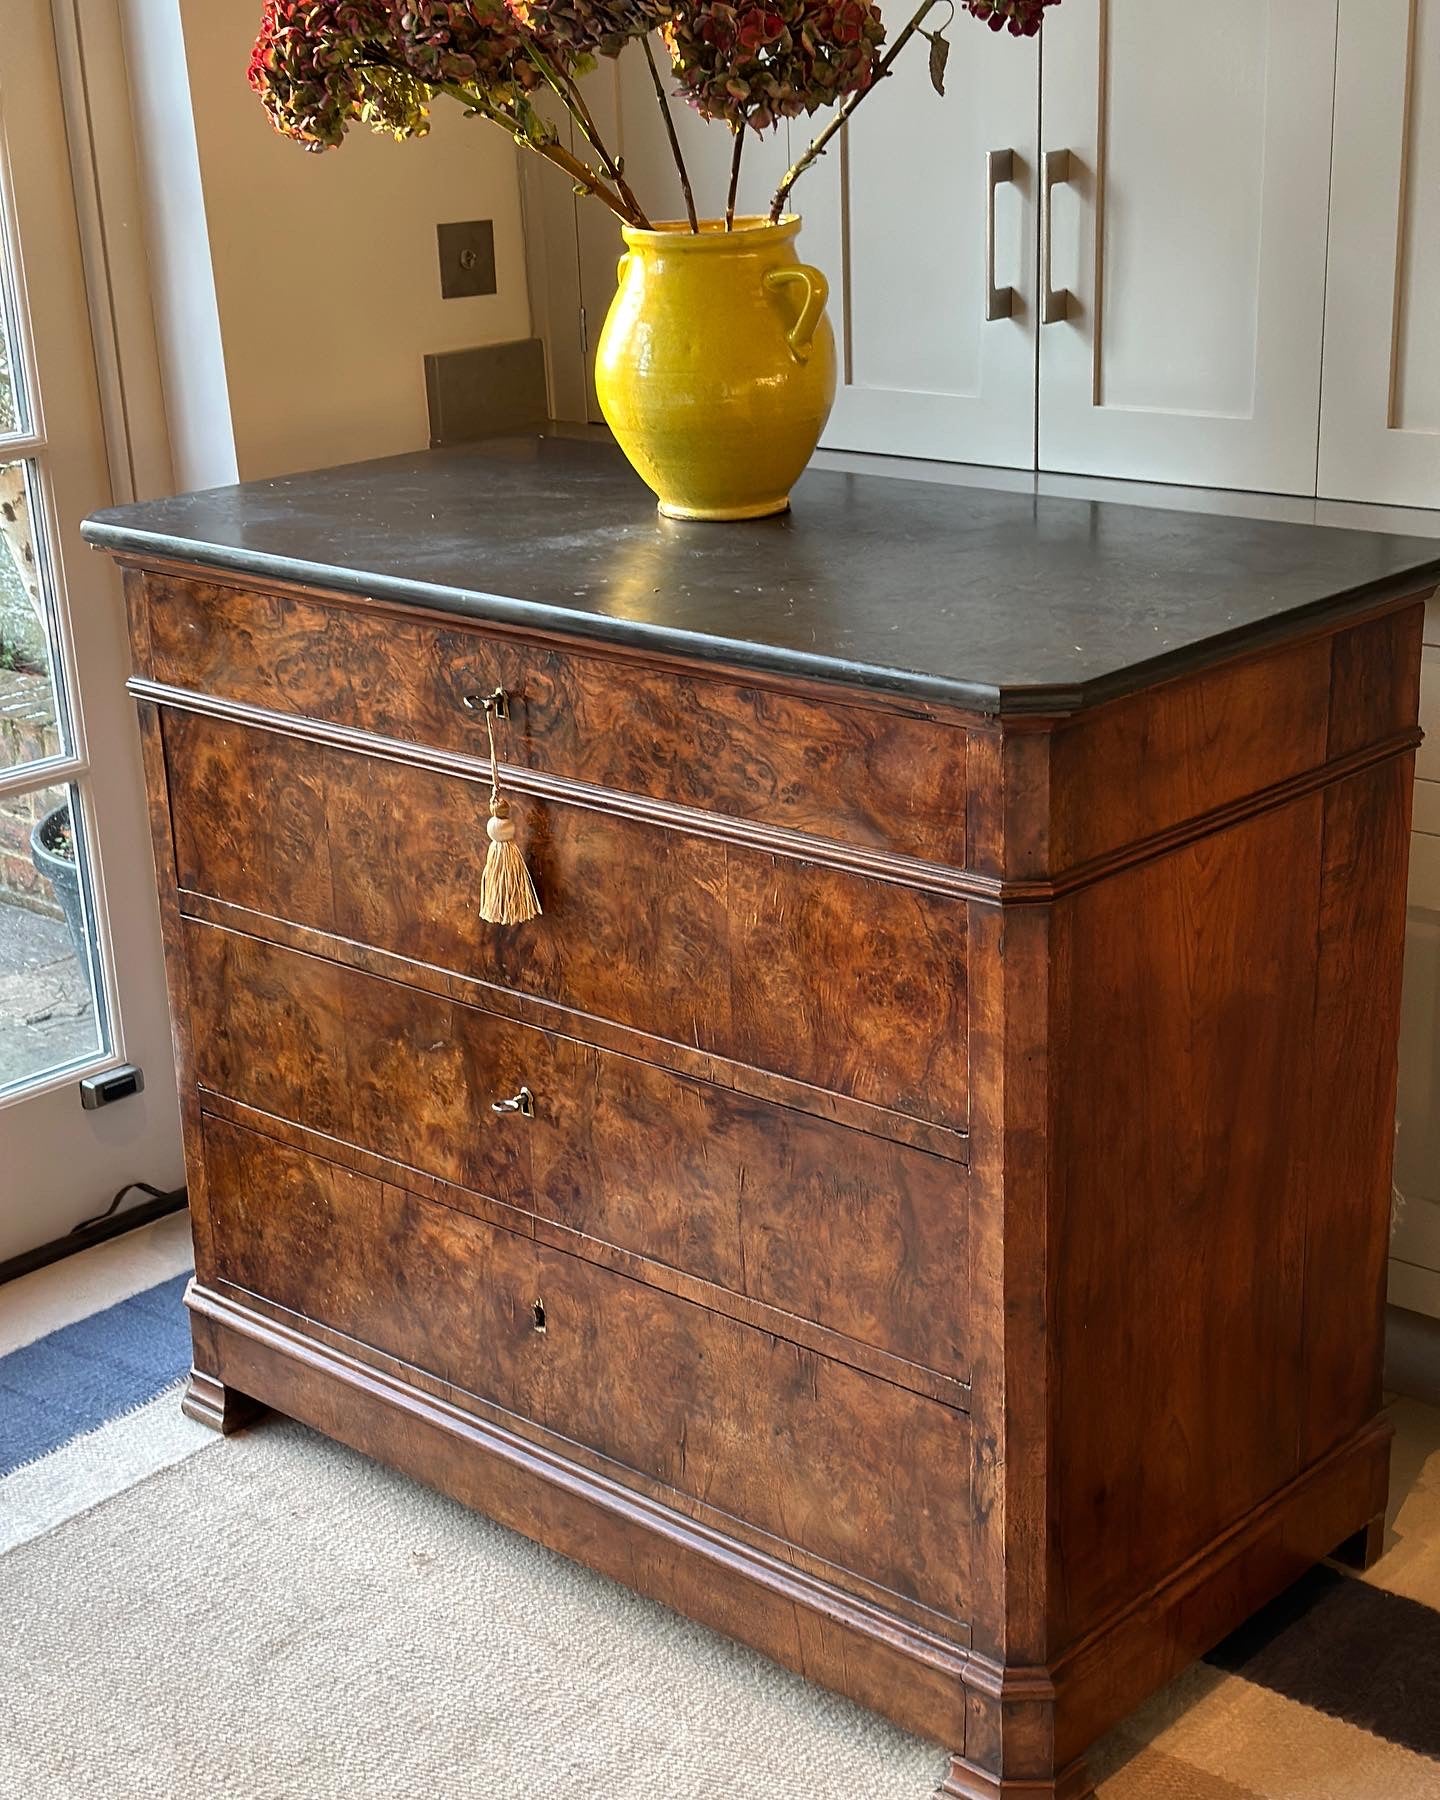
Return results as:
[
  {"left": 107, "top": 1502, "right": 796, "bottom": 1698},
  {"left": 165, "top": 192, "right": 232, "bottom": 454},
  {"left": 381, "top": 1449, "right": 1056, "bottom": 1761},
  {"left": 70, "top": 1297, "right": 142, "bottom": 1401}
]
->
[
  {"left": 481, "top": 795, "right": 542, "bottom": 925},
  {"left": 477, "top": 696, "right": 542, "bottom": 926}
]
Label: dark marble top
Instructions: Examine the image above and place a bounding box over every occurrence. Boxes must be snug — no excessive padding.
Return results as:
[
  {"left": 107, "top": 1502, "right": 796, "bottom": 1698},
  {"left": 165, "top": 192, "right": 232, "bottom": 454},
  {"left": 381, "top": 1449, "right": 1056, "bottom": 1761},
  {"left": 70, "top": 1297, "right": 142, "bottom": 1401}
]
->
[{"left": 82, "top": 433, "right": 1440, "bottom": 715}]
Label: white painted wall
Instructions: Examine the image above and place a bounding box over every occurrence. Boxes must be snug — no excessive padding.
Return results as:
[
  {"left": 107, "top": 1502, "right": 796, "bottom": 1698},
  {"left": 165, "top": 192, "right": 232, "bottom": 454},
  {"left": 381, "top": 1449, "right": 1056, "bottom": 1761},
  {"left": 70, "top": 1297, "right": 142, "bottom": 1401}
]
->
[
  {"left": 132, "top": 0, "right": 534, "bottom": 483},
  {"left": 117, "top": 0, "right": 236, "bottom": 493}
]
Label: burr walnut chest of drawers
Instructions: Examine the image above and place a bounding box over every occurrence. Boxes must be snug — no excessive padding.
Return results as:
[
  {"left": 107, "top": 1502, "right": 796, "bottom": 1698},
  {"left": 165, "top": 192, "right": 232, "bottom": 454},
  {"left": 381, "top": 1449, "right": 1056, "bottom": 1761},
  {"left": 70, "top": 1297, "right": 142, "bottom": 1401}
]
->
[{"left": 86, "top": 437, "right": 1440, "bottom": 1799}]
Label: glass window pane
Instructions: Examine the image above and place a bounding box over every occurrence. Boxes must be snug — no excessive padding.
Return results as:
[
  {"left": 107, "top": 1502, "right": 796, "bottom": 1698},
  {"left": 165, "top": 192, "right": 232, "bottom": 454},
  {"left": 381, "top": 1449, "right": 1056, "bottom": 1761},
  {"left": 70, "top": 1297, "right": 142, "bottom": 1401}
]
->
[
  {"left": 0, "top": 779, "right": 108, "bottom": 1095},
  {"left": 0, "top": 458, "right": 66, "bottom": 774}
]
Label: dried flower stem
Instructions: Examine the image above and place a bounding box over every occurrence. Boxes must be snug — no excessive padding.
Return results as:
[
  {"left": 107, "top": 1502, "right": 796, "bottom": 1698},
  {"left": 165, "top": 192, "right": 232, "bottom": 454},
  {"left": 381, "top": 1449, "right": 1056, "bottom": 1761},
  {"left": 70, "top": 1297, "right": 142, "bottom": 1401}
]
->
[
  {"left": 769, "top": 0, "right": 942, "bottom": 222},
  {"left": 642, "top": 35, "right": 698, "bottom": 232},
  {"left": 441, "top": 81, "right": 641, "bottom": 224},
  {"left": 534, "top": 134, "right": 642, "bottom": 221},
  {"left": 520, "top": 48, "right": 652, "bottom": 226},
  {"left": 725, "top": 123, "right": 745, "bottom": 230},
  {"left": 558, "top": 66, "right": 652, "bottom": 226}
]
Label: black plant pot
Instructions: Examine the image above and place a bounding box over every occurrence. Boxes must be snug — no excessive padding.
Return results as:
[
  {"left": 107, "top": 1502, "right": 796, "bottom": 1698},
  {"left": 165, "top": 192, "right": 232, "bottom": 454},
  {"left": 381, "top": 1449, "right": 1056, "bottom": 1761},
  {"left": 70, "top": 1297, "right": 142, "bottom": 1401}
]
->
[{"left": 30, "top": 802, "right": 88, "bottom": 968}]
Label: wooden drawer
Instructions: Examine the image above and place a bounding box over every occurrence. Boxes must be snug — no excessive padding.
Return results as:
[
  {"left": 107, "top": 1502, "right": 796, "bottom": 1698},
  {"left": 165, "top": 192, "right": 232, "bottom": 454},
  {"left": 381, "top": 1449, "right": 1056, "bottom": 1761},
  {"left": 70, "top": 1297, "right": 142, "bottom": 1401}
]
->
[
  {"left": 201, "top": 1114, "right": 972, "bottom": 1622},
  {"left": 137, "top": 571, "right": 969, "bottom": 866},
  {"left": 182, "top": 921, "right": 969, "bottom": 1381},
  {"left": 163, "top": 710, "right": 970, "bottom": 1134}
]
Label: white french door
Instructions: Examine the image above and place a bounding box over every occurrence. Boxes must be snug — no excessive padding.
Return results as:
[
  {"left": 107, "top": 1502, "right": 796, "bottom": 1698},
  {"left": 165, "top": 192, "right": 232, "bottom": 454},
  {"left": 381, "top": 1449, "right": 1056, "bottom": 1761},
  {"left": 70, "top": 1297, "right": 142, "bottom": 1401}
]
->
[
  {"left": 0, "top": 0, "right": 181, "bottom": 1264},
  {"left": 1036, "top": 0, "right": 1339, "bottom": 495}
]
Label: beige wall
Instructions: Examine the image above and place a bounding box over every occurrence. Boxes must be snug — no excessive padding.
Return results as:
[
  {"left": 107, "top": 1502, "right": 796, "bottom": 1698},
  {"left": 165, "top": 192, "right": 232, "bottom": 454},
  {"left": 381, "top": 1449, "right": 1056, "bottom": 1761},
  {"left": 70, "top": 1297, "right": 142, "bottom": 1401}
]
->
[{"left": 180, "top": 1, "right": 532, "bottom": 480}]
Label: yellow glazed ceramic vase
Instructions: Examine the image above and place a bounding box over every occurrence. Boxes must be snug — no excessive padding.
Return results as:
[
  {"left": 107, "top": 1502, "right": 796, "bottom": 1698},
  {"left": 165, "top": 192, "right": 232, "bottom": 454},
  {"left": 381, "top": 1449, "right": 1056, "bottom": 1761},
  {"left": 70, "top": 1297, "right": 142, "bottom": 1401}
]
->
[{"left": 595, "top": 215, "right": 837, "bottom": 522}]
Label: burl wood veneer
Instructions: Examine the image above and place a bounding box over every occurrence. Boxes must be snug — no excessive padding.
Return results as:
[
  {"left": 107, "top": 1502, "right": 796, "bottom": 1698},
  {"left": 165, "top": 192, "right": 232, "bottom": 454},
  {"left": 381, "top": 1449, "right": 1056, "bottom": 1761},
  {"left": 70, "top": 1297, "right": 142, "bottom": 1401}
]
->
[{"left": 86, "top": 435, "right": 1440, "bottom": 1797}]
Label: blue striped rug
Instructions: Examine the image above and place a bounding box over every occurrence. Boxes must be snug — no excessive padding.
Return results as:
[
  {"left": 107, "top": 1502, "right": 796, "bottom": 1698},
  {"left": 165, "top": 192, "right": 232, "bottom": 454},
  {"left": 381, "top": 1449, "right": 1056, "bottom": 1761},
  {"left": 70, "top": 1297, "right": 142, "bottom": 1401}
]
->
[{"left": 0, "top": 1272, "right": 192, "bottom": 1476}]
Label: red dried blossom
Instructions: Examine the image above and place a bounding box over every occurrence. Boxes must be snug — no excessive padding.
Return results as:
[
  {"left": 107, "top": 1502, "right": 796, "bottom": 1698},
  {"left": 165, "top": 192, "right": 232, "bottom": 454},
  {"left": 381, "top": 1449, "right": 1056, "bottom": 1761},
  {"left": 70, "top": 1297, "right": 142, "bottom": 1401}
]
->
[
  {"left": 665, "top": 0, "right": 885, "bottom": 133},
  {"left": 964, "top": 0, "right": 1059, "bottom": 36},
  {"left": 505, "top": 0, "right": 671, "bottom": 60},
  {"left": 737, "top": 8, "right": 784, "bottom": 48},
  {"left": 392, "top": 0, "right": 547, "bottom": 84},
  {"left": 248, "top": 0, "right": 1064, "bottom": 229}
]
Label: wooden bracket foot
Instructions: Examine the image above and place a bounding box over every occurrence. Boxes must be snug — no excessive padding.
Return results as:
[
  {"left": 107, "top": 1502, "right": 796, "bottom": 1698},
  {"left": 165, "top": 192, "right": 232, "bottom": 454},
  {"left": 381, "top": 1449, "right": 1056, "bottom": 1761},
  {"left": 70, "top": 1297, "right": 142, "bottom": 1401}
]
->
[
  {"left": 182, "top": 1366, "right": 266, "bottom": 1435},
  {"left": 936, "top": 1754, "right": 1094, "bottom": 1799},
  {"left": 1328, "top": 1511, "right": 1387, "bottom": 1572}
]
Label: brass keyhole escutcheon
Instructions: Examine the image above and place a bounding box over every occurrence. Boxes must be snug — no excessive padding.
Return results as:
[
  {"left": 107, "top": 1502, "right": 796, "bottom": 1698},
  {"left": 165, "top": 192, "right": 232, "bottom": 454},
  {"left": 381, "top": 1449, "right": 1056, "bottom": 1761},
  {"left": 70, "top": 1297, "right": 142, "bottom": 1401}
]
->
[
  {"left": 491, "top": 1087, "right": 535, "bottom": 1119},
  {"left": 461, "top": 685, "right": 508, "bottom": 719},
  {"left": 532, "top": 1299, "right": 547, "bottom": 1333}
]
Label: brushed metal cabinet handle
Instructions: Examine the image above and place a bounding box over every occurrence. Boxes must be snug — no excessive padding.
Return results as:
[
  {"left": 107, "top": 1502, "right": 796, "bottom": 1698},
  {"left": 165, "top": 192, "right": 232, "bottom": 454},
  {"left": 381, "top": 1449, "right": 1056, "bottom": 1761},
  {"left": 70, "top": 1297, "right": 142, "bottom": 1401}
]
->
[
  {"left": 1042, "top": 148, "right": 1073, "bottom": 326},
  {"left": 986, "top": 149, "right": 1016, "bottom": 322}
]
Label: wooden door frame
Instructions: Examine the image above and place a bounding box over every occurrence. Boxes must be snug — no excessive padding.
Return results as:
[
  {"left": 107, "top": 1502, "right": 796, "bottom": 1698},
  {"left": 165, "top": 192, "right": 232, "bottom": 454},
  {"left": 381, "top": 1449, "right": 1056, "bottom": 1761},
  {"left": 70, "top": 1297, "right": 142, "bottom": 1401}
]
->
[{"left": 47, "top": 0, "right": 174, "bottom": 504}]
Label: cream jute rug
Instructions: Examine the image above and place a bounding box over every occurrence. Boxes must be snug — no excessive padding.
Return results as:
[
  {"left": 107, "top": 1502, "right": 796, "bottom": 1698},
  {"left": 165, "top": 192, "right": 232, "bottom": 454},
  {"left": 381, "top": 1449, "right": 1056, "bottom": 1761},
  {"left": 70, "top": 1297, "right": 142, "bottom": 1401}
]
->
[
  {"left": 2, "top": 1412, "right": 947, "bottom": 1799},
  {"left": 4, "top": 1397, "right": 1440, "bottom": 1799}
]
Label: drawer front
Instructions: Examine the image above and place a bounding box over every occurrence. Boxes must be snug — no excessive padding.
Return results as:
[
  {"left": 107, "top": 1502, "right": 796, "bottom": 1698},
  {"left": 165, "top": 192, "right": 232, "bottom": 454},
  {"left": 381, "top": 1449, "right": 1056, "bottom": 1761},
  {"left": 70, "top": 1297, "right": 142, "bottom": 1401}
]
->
[
  {"left": 202, "top": 1114, "right": 972, "bottom": 1621},
  {"left": 164, "top": 711, "right": 970, "bottom": 1133},
  {"left": 138, "top": 571, "right": 968, "bottom": 866},
  {"left": 183, "top": 921, "right": 969, "bottom": 1379}
]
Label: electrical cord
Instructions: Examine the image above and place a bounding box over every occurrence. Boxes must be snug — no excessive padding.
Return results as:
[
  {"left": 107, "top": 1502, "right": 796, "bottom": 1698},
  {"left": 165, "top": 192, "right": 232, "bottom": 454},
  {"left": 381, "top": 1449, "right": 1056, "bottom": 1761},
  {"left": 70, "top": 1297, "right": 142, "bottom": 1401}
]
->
[{"left": 71, "top": 1181, "right": 179, "bottom": 1236}]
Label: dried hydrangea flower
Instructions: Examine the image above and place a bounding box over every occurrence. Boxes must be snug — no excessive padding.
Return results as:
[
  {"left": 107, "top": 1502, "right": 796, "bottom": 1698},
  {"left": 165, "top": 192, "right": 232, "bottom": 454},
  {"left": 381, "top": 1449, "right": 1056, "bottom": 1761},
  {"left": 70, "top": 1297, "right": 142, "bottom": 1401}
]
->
[
  {"left": 392, "top": 0, "right": 551, "bottom": 87},
  {"left": 963, "top": 0, "right": 1059, "bottom": 37},
  {"left": 248, "top": 0, "right": 554, "bottom": 150},
  {"left": 665, "top": 0, "right": 885, "bottom": 133},
  {"left": 505, "top": 0, "right": 672, "bottom": 61},
  {"left": 249, "top": 2, "right": 384, "bottom": 147}
]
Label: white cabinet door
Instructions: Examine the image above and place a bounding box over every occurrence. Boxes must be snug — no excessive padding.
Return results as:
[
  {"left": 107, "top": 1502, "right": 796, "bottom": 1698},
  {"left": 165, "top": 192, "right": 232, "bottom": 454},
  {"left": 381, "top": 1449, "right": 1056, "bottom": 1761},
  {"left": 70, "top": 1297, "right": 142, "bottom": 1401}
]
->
[
  {"left": 571, "top": 32, "right": 1040, "bottom": 465},
  {"left": 1037, "top": 0, "right": 1337, "bottom": 495},
  {"left": 1319, "top": 0, "right": 1440, "bottom": 509},
  {"left": 1392, "top": 604, "right": 1440, "bottom": 1319},
  {"left": 804, "top": 31, "right": 1040, "bottom": 467}
]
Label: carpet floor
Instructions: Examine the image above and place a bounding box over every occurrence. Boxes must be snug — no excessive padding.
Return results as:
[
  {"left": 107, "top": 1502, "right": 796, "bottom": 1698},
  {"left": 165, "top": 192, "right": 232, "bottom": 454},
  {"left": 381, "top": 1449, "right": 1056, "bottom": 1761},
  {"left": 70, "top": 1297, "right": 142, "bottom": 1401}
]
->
[
  {"left": 1, "top": 1412, "right": 949, "bottom": 1799},
  {"left": 2, "top": 1228, "right": 1439, "bottom": 1798}
]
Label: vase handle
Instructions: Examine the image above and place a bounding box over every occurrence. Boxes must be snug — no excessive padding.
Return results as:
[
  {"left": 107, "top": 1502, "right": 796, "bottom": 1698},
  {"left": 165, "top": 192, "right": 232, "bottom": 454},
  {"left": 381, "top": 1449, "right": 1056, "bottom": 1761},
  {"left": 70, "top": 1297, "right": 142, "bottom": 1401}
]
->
[
  {"left": 764, "top": 264, "right": 828, "bottom": 363},
  {"left": 616, "top": 251, "right": 631, "bottom": 286}
]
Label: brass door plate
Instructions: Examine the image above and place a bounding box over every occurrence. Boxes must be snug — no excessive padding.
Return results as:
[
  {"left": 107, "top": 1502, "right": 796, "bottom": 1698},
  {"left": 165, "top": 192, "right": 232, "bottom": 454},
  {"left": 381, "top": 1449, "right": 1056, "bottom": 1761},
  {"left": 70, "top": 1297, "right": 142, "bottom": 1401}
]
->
[{"left": 438, "top": 219, "right": 497, "bottom": 299}]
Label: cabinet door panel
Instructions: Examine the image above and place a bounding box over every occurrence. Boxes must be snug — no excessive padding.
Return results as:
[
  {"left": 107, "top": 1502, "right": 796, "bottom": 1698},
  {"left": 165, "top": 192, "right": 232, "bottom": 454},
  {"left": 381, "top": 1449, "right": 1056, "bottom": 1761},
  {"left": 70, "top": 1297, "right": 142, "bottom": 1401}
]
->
[
  {"left": 1320, "top": 0, "right": 1440, "bottom": 508},
  {"left": 806, "top": 30, "right": 1039, "bottom": 467},
  {"left": 1392, "top": 896, "right": 1440, "bottom": 1317},
  {"left": 1038, "top": 0, "right": 1337, "bottom": 494},
  {"left": 1421, "top": 647, "right": 1440, "bottom": 786},
  {"left": 1391, "top": 606, "right": 1440, "bottom": 1320}
]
